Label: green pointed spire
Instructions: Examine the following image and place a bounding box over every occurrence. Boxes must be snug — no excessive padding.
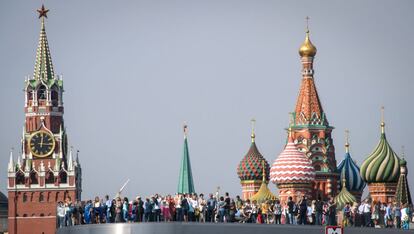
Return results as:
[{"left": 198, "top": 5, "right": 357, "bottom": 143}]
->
[
  {"left": 395, "top": 148, "right": 412, "bottom": 205},
  {"left": 177, "top": 124, "right": 195, "bottom": 194},
  {"left": 33, "top": 5, "right": 55, "bottom": 81}
]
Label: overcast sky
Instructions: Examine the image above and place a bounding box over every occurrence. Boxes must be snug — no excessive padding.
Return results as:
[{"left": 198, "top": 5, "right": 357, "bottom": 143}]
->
[{"left": 1, "top": 0, "right": 413, "bottom": 199}]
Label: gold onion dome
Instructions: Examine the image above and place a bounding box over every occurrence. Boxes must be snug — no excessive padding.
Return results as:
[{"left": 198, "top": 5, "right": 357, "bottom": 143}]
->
[
  {"left": 299, "top": 30, "right": 317, "bottom": 57},
  {"left": 250, "top": 161, "right": 277, "bottom": 204},
  {"left": 335, "top": 179, "right": 357, "bottom": 211}
]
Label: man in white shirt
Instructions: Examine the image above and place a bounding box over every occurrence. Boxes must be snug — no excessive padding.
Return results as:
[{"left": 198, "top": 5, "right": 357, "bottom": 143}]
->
[
  {"left": 358, "top": 202, "right": 365, "bottom": 226},
  {"left": 57, "top": 201, "right": 66, "bottom": 228},
  {"left": 363, "top": 200, "right": 371, "bottom": 227}
]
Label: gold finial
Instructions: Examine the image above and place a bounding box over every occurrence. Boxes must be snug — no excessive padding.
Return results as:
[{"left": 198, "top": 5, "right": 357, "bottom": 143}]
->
[
  {"left": 380, "top": 106, "right": 385, "bottom": 133},
  {"left": 345, "top": 130, "right": 350, "bottom": 153},
  {"left": 37, "top": 4, "right": 49, "bottom": 19},
  {"left": 262, "top": 160, "right": 266, "bottom": 183},
  {"left": 183, "top": 122, "right": 188, "bottom": 138},
  {"left": 251, "top": 118, "right": 256, "bottom": 143},
  {"left": 288, "top": 113, "right": 294, "bottom": 138},
  {"left": 341, "top": 170, "right": 347, "bottom": 188},
  {"left": 299, "top": 16, "right": 317, "bottom": 57}
]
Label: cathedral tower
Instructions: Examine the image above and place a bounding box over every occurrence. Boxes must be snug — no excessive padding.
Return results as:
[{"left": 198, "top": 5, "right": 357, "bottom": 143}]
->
[
  {"left": 7, "top": 6, "right": 82, "bottom": 234},
  {"left": 360, "top": 107, "right": 400, "bottom": 203},
  {"left": 237, "top": 119, "right": 270, "bottom": 200},
  {"left": 337, "top": 130, "right": 365, "bottom": 201},
  {"left": 289, "top": 21, "right": 339, "bottom": 199}
]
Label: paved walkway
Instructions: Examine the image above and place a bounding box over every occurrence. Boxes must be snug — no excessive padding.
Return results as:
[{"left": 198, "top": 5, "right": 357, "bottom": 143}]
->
[{"left": 57, "top": 223, "right": 414, "bottom": 234}]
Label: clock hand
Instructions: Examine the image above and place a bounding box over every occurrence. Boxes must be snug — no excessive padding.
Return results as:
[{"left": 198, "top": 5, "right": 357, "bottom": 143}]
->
[{"left": 40, "top": 134, "right": 44, "bottom": 147}]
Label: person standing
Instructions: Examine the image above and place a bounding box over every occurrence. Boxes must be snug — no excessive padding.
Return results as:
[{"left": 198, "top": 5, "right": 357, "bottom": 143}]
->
[
  {"left": 342, "top": 203, "right": 351, "bottom": 227},
  {"left": 287, "top": 196, "right": 295, "bottom": 225},
  {"left": 274, "top": 200, "right": 282, "bottom": 224},
  {"left": 218, "top": 196, "right": 226, "bottom": 222},
  {"left": 84, "top": 200, "right": 93, "bottom": 224},
  {"left": 357, "top": 201, "right": 365, "bottom": 227},
  {"left": 104, "top": 195, "right": 112, "bottom": 223},
  {"left": 314, "top": 197, "right": 323, "bottom": 225},
  {"left": 135, "top": 196, "right": 144, "bottom": 222},
  {"left": 298, "top": 196, "right": 307, "bottom": 225},
  {"left": 64, "top": 198, "right": 73, "bottom": 226},
  {"left": 224, "top": 192, "right": 231, "bottom": 222},
  {"left": 143, "top": 198, "right": 152, "bottom": 222},
  {"left": 394, "top": 202, "right": 401, "bottom": 229},
  {"left": 152, "top": 196, "right": 161, "bottom": 222},
  {"left": 327, "top": 198, "right": 337, "bottom": 226},
  {"left": 401, "top": 203, "right": 410, "bottom": 230},
  {"left": 198, "top": 194, "right": 207, "bottom": 223},
  {"left": 115, "top": 197, "right": 124, "bottom": 223},
  {"left": 206, "top": 194, "right": 216, "bottom": 222},
  {"left": 384, "top": 202, "right": 393, "bottom": 228},
  {"left": 57, "top": 202, "right": 66, "bottom": 228},
  {"left": 363, "top": 199, "right": 371, "bottom": 227}
]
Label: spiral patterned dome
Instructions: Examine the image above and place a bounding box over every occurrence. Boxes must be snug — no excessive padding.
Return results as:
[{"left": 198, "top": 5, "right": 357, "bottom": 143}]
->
[
  {"left": 337, "top": 151, "right": 365, "bottom": 193},
  {"left": 360, "top": 123, "right": 400, "bottom": 183},
  {"left": 335, "top": 180, "right": 357, "bottom": 211},
  {"left": 237, "top": 140, "right": 270, "bottom": 182},
  {"left": 270, "top": 137, "right": 315, "bottom": 184}
]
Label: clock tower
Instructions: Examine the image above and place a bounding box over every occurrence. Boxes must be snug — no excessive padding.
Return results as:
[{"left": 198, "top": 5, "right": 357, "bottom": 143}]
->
[{"left": 7, "top": 5, "right": 82, "bottom": 234}]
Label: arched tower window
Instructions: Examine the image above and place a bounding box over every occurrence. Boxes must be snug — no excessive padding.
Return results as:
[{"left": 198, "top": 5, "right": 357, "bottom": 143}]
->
[
  {"left": 27, "top": 86, "right": 34, "bottom": 103},
  {"left": 16, "top": 171, "right": 25, "bottom": 185},
  {"left": 30, "top": 171, "right": 39, "bottom": 184},
  {"left": 59, "top": 171, "right": 67, "bottom": 184},
  {"left": 45, "top": 171, "right": 54, "bottom": 184},
  {"left": 39, "top": 192, "right": 44, "bottom": 202},
  {"left": 37, "top": 85, "right": 47, "bottom": 100},
  {"left": 51, "top": 86, "right": 59, "bottom": 106},
  {"left": 23, "top": 193, "right": 28, "bottom": 203}
]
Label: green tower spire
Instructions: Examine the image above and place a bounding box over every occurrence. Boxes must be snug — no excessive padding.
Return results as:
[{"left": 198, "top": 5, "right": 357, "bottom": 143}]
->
[
  {"left": 177, "top": 124, "right": 195, "bottom": 194},
  {"left": 33, "top": 5, "right": 55, "bottom": 81}
]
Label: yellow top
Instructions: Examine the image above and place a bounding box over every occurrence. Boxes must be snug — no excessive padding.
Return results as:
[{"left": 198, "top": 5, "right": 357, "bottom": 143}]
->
[{"left": 299, "top": 30, "right": 317, "bottom": 57}]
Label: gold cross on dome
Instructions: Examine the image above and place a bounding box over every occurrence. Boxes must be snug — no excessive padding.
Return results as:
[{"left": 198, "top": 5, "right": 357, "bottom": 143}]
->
[{"left": 305, "top": 16, "right": 310, "bottom": 32}]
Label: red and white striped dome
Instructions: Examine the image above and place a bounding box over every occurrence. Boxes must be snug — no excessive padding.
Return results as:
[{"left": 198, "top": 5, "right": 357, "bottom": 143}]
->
[{"left": 270, "top": 138, "right": 316, "bottom": 184}]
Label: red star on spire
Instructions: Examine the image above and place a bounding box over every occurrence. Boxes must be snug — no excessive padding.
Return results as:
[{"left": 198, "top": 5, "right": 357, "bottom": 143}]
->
[{"left": 37, "top": 4, "right": 49, "bottom": 19}]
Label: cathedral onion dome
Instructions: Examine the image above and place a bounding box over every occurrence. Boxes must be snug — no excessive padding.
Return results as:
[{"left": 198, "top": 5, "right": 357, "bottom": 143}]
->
[
  {"left": 337, "top": 133, "right": 365, "bottom": 193},
  {"left": 360, "top": 121, "right": 400, "bottom": 183},
  {"left": 250, "top": 161, "right": 278, "bottom": 204},
  {"left": 335, "top": 179, "right": 357, "bottom": 211},
  {"left": 270, "top": 132, "right": 315, "bottom": 184},
  {"left": 299, "top": 30, "right": 317, "bottom": 57},
  {"left": 237, "top": 121, "right": 270, "bottom": 182}
]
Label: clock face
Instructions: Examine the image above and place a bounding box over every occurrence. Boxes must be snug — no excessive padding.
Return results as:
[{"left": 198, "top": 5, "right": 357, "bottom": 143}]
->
[{"left": 29, "top": 130, "right": 55, "bottom": 158}]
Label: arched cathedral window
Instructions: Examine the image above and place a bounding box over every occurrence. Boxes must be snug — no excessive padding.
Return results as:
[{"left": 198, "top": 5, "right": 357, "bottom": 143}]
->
[{"left": 37, "top": 85, "right": 47, "bottom": 100}]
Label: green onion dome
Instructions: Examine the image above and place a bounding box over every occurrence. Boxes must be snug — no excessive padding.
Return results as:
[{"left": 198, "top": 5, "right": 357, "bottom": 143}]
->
[
  {"left": 360, "top": 123, "right": 400, "bottom": 183},
  {"left": 335, "top": 179, "right": 357, "bottom": 211}
]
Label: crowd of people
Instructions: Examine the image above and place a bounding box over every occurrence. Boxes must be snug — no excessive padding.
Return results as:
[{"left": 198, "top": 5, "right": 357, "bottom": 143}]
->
[{"left": 56, "top": 193, "right": 412, "bottom": 230}]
